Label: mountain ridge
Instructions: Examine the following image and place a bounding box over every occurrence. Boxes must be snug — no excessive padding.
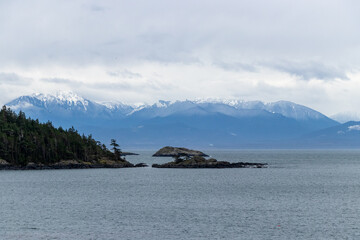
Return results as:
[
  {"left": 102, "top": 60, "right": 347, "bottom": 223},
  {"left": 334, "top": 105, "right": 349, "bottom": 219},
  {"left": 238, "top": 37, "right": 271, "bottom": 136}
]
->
[
  {"left": 6, "top": 91, "right": 332, "bottom": 120},
  {"left": 5, "top": 91, "right": 341, "bottom": 148}
]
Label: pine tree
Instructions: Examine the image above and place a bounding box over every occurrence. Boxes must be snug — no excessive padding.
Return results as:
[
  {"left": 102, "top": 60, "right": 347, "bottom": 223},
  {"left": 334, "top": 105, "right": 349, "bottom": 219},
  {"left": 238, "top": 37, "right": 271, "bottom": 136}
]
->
[
  {"left": 0, "top": 106, "right": 119, "bottom": 166},
  {"left": 110, "top": 139, "right": 122, "bottom": 160}
]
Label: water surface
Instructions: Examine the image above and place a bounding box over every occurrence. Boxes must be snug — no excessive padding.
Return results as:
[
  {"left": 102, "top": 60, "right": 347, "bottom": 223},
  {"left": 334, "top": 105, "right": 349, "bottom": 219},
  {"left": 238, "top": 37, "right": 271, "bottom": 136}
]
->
[{"left": 1, "top": 150, "right": 360, "bottom": 239}]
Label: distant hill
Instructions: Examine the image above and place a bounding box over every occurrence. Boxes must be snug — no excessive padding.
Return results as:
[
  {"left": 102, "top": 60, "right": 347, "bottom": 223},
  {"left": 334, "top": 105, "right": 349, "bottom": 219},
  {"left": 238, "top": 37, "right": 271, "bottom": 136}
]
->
[{"left": 6, "top": 91, "right": 340, "bottom": 148}]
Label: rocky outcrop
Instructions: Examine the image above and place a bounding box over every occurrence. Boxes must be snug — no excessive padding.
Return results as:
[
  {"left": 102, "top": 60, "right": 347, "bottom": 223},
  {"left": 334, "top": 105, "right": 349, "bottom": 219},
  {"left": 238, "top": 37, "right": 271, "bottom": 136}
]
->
[
  {"left": 152, "top": 156, "right": 267, "bottom": 168},
  {"left": 121, "top": 152, "right": 139, "bottom": 156},
  {"left": 0, "top": 158, "right": 146, "bottom": 170},
  {"left": 134, "top": 163, "right": 148, "bottom": 167},
  {"left": 152, "top": 146, "right": 209, "bottom": 157},
  {"left": 0, "top": 159, "right": 9, "bottom": 166}
]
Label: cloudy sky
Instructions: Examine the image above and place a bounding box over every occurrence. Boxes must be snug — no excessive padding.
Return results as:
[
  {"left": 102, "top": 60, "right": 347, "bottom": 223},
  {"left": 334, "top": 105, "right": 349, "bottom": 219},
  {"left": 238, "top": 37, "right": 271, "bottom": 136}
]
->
[{"left": 0, "top": 0, "right": 360, "bottom": 116}]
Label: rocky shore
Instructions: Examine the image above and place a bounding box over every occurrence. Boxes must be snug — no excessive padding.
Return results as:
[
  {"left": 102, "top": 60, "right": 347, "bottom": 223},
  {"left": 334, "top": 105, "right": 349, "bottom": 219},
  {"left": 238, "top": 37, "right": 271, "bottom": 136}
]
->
[
  {"left": 152, "top": 156, "right": 267, "bottom": 168},
  {"left": 0, "top": 146, "right": 268, "bottom": 170},
  {"left": 0, "top": 159, "right": 147, "bottom": 170},
  {"left": 121, "top": 152, "right": 139, "bottom": 156}
]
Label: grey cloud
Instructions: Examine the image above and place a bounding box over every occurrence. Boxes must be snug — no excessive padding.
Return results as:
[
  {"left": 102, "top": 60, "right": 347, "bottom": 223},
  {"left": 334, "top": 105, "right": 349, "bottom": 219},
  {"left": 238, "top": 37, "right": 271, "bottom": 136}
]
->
[
  {"left": 1, "top": 0, "right": 359, "bottom": 72},
  {"left": 92, "top": 78, "right": 175, "bottom": 92},
  {"left": 214, "top": 61, "right": 257, "bottom": 72},
  {"left": 1, "top": 0, "right": 360, "bottom": 115},
  {"left": 92, "top": 82, "right": 135, "bottom": 91},
  {"left": 41, "top": 78, "right": 84, "bottom": 87},
  {"left": 268, "top": 61, "right": 348, "bottom": 81},
  {"left": 41, "top": 74, "right": 174, "bottom": 93},
  {"left": 42, "top": 78, "right": 73, "bottom": 84},
  {"left": 215, "top": 59, "right": 348, "bottom": 80},
  {"left": 0, "top": 72, "right": 31, "bottom": 85},
  {"left": 89, "top": 5, "right": 105, "bottom": 12},
  {"left": 107, "top": 70, "right": 142, "bottom": 79}
]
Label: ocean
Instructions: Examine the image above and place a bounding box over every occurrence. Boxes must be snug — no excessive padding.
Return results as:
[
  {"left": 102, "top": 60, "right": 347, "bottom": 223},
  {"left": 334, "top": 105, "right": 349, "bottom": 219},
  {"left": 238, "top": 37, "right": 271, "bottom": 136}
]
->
[{"left": 1, "top": 150, "right": 360, "bottom": 239}]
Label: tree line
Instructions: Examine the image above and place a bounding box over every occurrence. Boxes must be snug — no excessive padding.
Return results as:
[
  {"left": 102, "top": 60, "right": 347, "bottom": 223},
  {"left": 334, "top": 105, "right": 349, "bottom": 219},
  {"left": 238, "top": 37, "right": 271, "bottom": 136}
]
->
[{"left": 0, "top": 106, "right": 122, "bottom": 166}]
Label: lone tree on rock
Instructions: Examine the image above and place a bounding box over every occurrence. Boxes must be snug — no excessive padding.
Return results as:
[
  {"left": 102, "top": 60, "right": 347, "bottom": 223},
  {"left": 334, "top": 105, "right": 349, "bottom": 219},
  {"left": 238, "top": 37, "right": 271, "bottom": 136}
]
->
[{"left": 110, "top": 139, "right": 122, "bottom": 160}]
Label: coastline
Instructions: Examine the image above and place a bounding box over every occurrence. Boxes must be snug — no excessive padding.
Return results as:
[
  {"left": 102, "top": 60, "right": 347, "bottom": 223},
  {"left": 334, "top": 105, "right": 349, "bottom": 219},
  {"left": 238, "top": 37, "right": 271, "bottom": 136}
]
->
[{"left": 0, "top": 159, "right": 147, "bottom": 170}]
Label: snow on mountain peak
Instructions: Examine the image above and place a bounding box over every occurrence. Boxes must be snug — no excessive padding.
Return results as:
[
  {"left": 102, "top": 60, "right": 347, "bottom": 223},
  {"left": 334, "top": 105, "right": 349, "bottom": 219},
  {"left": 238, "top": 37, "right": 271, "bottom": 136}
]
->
[
  {"left": 192, "top": 98, "right": 245, "bottom": 106},
  {"left": 55, "top": 91, "right": 87, "bottom": 105},
  {"left": 121, "top": 98, "right": 328, "bottom": 121},
  {"left": 155, "top": 100, "right": 172, "bottom": 108},
  {"left": 260, "top": 101, "right": 324, "bottom": 120},
  {"left": 30, "top": 91, "right": 87, "bottom": 105},
  {"left": 27, "top": 91, "right": 89, "bottom": 110}
]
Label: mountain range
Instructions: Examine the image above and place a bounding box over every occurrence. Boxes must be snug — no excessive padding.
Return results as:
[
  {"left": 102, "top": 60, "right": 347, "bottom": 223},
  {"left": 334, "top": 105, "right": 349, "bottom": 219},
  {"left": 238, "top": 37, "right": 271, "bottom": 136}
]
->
[{"left": 5, "top": 91, "right": 360, "bottom": 149}]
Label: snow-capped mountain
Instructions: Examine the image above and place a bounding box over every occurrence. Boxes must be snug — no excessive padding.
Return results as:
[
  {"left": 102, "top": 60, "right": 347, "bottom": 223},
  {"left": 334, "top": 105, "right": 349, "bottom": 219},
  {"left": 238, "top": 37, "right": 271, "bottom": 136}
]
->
[
  {"left": 6, "top": 91, "right": 133, "bottom": 120},
  {"left": 131, "top": 99, "right": 328, "bottom": 121},
  {"left": 6, "top": 92, "right": 331, "bottom": 121},
  {"left": 5, "top": 92, "right": 340, "bottom": 148},
  {"left": 8, "top": 92, "right": 90, "bottom": 112},
  {"left": 191, "top": 99, "right": 325, "bottom": 120}
]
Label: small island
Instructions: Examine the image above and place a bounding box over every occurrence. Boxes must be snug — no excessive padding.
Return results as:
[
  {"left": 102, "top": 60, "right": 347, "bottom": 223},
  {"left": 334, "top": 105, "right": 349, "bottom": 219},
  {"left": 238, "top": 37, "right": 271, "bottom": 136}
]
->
[
  {"left": 0, "top": 107, "right": 146, "bottom": 170},
  {"left": 152, "top": 146, "right": 209, "bottom": 157},
  {"left": 152, "top": 147, "right": 267, "bottom": 168}
]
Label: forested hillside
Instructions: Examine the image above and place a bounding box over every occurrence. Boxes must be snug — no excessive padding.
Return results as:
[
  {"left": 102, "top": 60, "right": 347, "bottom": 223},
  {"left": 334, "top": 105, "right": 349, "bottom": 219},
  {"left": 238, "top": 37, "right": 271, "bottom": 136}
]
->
[{"left": 0, "top": 106, "right": 124, "bottom": 167}]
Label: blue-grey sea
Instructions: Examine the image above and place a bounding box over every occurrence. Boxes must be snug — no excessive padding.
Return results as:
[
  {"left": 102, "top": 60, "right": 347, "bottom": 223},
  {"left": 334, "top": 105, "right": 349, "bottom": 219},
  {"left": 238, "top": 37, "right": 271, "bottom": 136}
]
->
[{"left": 1, "top": 150, "right": 360, "bottom": 240}]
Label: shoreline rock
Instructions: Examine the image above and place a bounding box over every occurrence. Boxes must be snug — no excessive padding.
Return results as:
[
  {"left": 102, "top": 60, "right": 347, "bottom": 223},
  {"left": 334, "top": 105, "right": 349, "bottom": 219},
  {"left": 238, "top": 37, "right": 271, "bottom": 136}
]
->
[
  {"left": 0, "top": 159, "right": 148, "bottom": 170},
  {"left": 0, "top": 159, "right": 10, "bottom": 166},
  {"left": 152, "top": 156, "right": 267, "bottom": 169},
  {"left": 121, "top": 152, "right": 139, "bottom": 156},
  {"left": 152, "top": 162, "right": 267, "bottom": 168},
  {"left": 134, "top": 163, "right": 148, "bottom": 167}
]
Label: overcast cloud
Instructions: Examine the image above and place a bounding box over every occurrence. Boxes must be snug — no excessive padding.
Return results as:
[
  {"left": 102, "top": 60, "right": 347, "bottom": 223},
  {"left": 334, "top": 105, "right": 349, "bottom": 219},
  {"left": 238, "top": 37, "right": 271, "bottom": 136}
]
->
[{"left": 0, "top": 0, "right": 360, "bottom": 115}]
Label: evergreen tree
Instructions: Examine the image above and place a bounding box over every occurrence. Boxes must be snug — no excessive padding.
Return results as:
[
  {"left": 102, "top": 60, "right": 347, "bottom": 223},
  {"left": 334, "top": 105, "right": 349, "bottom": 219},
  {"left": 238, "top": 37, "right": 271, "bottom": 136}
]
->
[
  {"left": 110, "top": 139, "right": 122, "bottom": 160},
  {"left": 0, "top": 106, "right": 121, "bottom": 166}
]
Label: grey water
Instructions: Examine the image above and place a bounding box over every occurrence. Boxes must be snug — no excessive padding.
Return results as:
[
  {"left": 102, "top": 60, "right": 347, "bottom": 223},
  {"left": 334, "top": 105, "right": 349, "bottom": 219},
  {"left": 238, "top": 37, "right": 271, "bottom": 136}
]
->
[{"left": 1, "top": 150, "right": 360, "bottom": 240}]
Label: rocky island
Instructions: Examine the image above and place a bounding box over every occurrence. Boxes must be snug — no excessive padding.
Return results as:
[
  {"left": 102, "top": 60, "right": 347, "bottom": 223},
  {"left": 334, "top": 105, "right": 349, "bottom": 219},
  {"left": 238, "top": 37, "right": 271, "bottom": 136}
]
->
[
  {"left": 152, "top": 147, "right": 267, "bottom": 168},
  {"left": 152, "top": 146, "right": 209, "bottom": 157}
]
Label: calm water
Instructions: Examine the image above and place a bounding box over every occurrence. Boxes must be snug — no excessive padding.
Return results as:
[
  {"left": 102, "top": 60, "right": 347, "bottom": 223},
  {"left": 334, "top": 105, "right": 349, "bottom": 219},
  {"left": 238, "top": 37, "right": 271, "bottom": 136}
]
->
[{"left": 1, "top": 150, "right": 360, "bottom": 240}]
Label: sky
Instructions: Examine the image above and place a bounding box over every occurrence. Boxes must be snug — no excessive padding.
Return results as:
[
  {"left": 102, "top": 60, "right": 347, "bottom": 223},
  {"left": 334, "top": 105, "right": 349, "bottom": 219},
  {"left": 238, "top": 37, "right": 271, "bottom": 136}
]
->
[{"left": 0, "top": 0, "right": 360, "bottom": 116}]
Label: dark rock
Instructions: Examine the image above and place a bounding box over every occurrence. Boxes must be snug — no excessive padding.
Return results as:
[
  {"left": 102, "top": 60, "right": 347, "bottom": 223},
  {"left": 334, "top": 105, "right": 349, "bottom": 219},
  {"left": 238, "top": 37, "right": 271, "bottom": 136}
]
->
[
  {"left": 152, "top": 146, "right": 209, "bottom": 157},
  {"left": 0, "top": 158, "right": 137, "bottom": 170},
  {"left": 121, "top": 152, "right": 139, "bottom": 156},
  {"left": 152, "top": 155, "right": 267, "bottom": 168},
  {"left": 0, "top": 159, "right": 9, "bottom": 166},
  {"left": 134, "top": 163, "right": 148, "bottom": 167}
]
